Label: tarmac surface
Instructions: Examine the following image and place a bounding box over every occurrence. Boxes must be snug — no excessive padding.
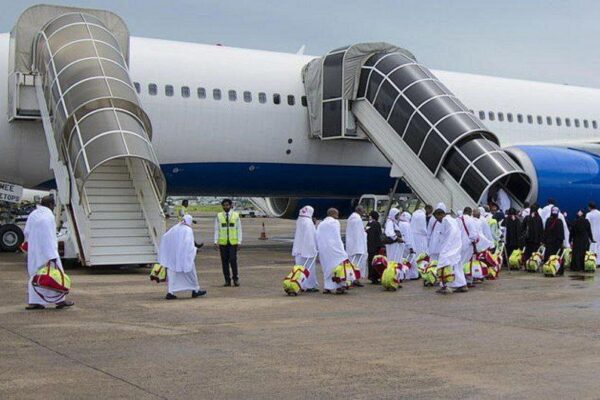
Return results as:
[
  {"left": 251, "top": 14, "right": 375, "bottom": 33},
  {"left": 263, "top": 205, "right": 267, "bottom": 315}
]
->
[{"left": 1, "top": 215, "right": 600, "bottom": 399}]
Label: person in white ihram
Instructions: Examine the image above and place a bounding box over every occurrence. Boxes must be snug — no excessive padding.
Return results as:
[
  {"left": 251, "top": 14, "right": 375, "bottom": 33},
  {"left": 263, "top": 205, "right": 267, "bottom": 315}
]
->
[
  {"left": 427, "top": 202, "right": 447, "bottom": 261},
  {"left": 345, "top": 205, "right": 367, "bottom": 287},
  {"left": 433, "top": 207, "right": 468, "bottom": 294},
  {"left": 24, "top": 195, "right": 74, "bottom": 310},
  {"left": 384, "top": 208, "right": 403, "bottom": 263},
  {"left": 398, "top": 211, "right": 418, "bottom": 279},
  {"left": 457, "top": 207, "right": 479, "bottom": 287},
  {"left": 586, "top": 201, "right": 600, "bottom": 265},
  {"left": 316, "top": 208, "right": 348, "bottom": 294},
  {"left": 159, "top": 215, "right": 206, "bottom": 300},
  {"left": 292, "top": 205, "right": 319, "bottom": 292},
  {"left": 410, "top": 207, "right": 429, "bottom": 255}
]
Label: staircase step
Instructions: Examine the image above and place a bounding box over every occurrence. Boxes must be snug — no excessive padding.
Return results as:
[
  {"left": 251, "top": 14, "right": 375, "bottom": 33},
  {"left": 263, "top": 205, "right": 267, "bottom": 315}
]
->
[
  {"left": 91, "top": 227, "right": 152, "bottom": 238},
  {"left": 87, "top": 172, "right": 131, "bottom": 181},
  {"left": 89, "top": 253, "right": 156, "bottom": 266},
  {"left": 85, "top": 187, "right": 136, "bottom": 196},
  {"left": 85, "top": 180, "right": 135, "bottom": 189},
  {"left": 87, "top": 195, "right": 139, "bottom": 204},
  {"left": 90, "top": 211, "right": 144, "bottom": 220},
  {"left": 90, "top": 203, "right": 142, "bottom": 212},
  {"left": 92, "top": 165, "right": 129, "bottom": 174},
  {"left": 90, "top": 245, "right": 156, "bottom": 256},
  {"left": 91, "top": 236, "right": 153, "bottom": 246},
  {"left": 91, "top": 219, "right": 147, "bottom": 228}
]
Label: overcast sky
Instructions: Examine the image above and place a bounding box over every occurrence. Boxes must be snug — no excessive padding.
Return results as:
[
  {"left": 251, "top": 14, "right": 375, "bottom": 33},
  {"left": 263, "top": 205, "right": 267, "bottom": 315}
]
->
[{"left": 2, "top": 0, "right": 600, "bottom": 88}]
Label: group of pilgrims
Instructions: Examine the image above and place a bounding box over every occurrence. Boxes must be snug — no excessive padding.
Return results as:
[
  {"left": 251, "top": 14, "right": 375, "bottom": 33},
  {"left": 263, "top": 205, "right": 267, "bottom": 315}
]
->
[{"left": 288, "top": 194, "right": 600, "bottom": 295}]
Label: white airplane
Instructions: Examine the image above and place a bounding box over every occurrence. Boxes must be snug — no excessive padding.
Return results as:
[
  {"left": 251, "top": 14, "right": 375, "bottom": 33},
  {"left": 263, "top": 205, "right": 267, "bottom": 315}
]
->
[{"left": 1, "top": 4, "right": 599, "bottom": 264}]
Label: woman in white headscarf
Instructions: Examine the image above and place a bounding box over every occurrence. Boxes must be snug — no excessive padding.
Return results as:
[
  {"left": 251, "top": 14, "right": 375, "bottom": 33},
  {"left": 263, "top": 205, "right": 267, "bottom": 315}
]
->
[
  {"left": 292, "top": 206, "right": 319, "bottom": 291},
  {"left": 410, "top": 208, "right": 429, "bottom": 255},
  {"left": 385, "top": 208, "right": 403, "bottom": 262},
  {"left": 159, "top": 215, "right": 205, "bottom": 299}
]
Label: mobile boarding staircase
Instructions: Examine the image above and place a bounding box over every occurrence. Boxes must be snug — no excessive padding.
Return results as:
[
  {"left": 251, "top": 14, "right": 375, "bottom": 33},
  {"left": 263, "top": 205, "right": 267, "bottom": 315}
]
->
[
  {"left": 8, "top": 5, "right": 165, "bottom": 266},
  {"left": 303, "top": 43, "right": 532, "bottom": 212}
]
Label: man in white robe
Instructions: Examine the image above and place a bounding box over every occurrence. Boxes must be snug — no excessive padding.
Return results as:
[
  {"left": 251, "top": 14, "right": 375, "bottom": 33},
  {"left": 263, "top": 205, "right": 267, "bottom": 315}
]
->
[
  {"left": 434, "top": 208, "right": 468, "bottom": 294},
  {"left": 410, "top": 208, "right": 429, "bottom": 255},
  {"left": 384, "top": 208, "right": 403, "bottom": 263},
  {"left": 345, "top": 206, "right": 367, "bottom": 286},
  {"left": 427, "top": 202, "right": 447, "bottom": 261},
  {"left": 586, "top": 202, "right": 600, "bottom": 263},
  {"left": 472, "top": 208, "right": 493, "bottom": 252},
  {"left": 457, "top": 207, "right": 479, "bottom": 286},
  {"left": 292, "top": 205, "right": 319, "bottom": 291},
  {"left": 316, "top": 208, "right": 348, "bottom": 294},
  {"left": 477, "top": 207, "right": 495, "bottom": 249},
  {"left": 24, "top": 196, "right": 74, "bottom": 310},
  {"left": 159, "top": 215, "right": 206, "bottom": 299},
  {"left": 541, "top": 199, "right": 571, "bottom": 248},
  {"left": 496, "top": 187, "right": 511, "bottom": 213},
  {"left": 398, "top": 211, "right": 418, "bottom": 279}
]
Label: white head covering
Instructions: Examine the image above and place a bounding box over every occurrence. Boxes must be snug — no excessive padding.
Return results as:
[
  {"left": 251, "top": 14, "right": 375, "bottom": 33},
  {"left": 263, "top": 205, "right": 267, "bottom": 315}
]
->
[
  {"left": 551, "top": 206, "right": 560, "bottom": 215},
  {"left": 435, "top": 202, "right": 447, "bottom": 213},
  {"left": 400, "top": 211, "right": 411, "bottom": 222},
  {"left": 388, "top": 208, "right": 400, "bottom": 221},
  {"left": 292, "top": 206, "right": 317, "bottom": 258},
  {"left": 24, "top": 205, "right": 59, "bottom": 275},
  {"left": 346, "top": 209, "right": 367, "bottom": 255},
  {"left": 182, "top": 214, "right": 193, "bottom": 226},
  {"left": 158, "top": 219, "right": 197, "bottom": 273}
]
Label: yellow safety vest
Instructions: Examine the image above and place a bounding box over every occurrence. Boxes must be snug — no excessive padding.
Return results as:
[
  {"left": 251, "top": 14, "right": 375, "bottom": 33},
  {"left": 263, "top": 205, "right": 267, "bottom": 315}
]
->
[{"left": 217, "top": 211, "right": 239, "bottom": 245}]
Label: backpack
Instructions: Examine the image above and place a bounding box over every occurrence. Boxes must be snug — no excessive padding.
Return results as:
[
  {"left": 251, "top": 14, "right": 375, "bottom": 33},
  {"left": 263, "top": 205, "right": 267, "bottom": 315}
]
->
[{"left": 283, "top": 265, "right": 310, "bottom": 296}]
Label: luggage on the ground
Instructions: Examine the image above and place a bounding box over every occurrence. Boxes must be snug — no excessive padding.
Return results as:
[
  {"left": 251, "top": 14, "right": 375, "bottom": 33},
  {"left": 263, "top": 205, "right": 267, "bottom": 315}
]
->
[
  {"left": 371, "top": 254, "right": 388, "bottom": 280},
  {"left": 508, "top": 248, "right": 524, "bottom": 270},
  {"left": 150, "top": 263, "right": 167, "bottom": 283},
  {"left": 436, "top": 265, "right": 455, "bottom": 285},
  {"left": 31, "top": 260, "right": 71, "bottom": 303},
  {"left": 584, "top": 251, "right": 597, "bottom": 272},
  {"left": 526, "top": 247, "right": 544, "bottom": 272},
  {"left": 381, "top": 261, "right": 401, "bottom": 291},
  {"left": 332, "top": 260, "right": 359, "bottom": 290},
  {"left": 463, "top": 258, "right": 484, "bottom": 282},
  {"left": 283, "top": 265, "right": 310, "bottom": 295},
  {"left": 542, "top": 254, "right": 561, "bottom": 277},
  {"left": 561, "top": 248, "right": 572, "bottom": 269},
  {"left": 421, "top": 260, "right": 438, "bottom": 287}
]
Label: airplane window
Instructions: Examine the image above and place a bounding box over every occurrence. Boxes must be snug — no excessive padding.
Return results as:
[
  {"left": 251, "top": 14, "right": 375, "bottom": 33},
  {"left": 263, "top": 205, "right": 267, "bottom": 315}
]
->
[
  {"left": 478, "top": 111, "right": 485, "bottom": 120},
  {"left": 537, "top": 116, "right": 543, "bottom": 125},
  {"left": 565, "top": 118, "right": 571, "bottom": 127},
  {"left": 546, "top": 116, "right": 552, "bottom": 126},
  {"left": 517, "top": 114, "right": 523, "bottom": 123},
  {"left": 213, "top": 88, "right": 222, "bottom": 100},
  {"left": 273, "top": 93, "right": 281, "bottom": 105},
  {"left": 258, "top": 92, "right": 267, "bottom": 104},
  {"left": 287, "top": 95, "right": 295, "bottom": 106},
  {"left": 498, "top": 112, "right": 504, "bottom": 122},
  {"left": 556, "top": 117, "right": 562, "bottom": 126},
  {"left": 575, "top": 119, "right": 580, "bottom": 127},
  {"left": 181, "top": 86, "right": 190, "bottom": 98},
  {"left": 243, "top": 91, "right": 252, "bottom": 103},
  {"left": 197, "top": 87, "right": 206, "bottom": 99},
  {"left": 584, "top": 120, "right": 589, "bottom": 128},
  {"left": 228, "top": 90, "right": 237, "bottom": 101},
  {"left": 148, "top": 83, "right": 157, "bottom": 96},
  {"left": 527, "top": 115, "right": 533, "bottom": 124},
  {"left": 301, "top": 96, "right": 308, "bottom": 107},
  {"left": 134, "top": 82, "right": 141, "bottom": 94},
  {"left": 165, "top": 85, "right": 174, "bottom": 97},
  {"left": 593, "top": 121, "right": 598, "bottom": 129},
  {"left": 507, "top": 113, "right": 513, "bottom": 122},
  {"left": 488, "top": 111, "right": 495, "bottom": 121}
]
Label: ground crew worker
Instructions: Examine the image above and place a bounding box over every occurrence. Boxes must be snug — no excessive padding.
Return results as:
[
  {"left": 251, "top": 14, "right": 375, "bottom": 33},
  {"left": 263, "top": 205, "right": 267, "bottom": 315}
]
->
[
  {"left": 178, "top": 199, "right": 189, "bottom": 221},
  {"left": 214, "top": 198, "right": 242, "bottom": 286}
]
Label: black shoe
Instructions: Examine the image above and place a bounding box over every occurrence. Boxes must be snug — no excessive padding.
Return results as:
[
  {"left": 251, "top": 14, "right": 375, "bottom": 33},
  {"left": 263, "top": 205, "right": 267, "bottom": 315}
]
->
[
  {"left": 25, "top": 304, "right": 45, "bottom": 310},
  {"left": 305, "top": 288, "right": 320, "bottom": 293},
  {"left": 352, "top": 281, "right": 364, "bottom": 287},
  {"left": 233, "top": 280, "right": 240, "bottom": 287},
  {"left": 192, "top": 290, "right": 207, "bottom": 298},
  {"left": 165, "top": 293, "right": 177, "bottom": 300},
  {"left": 223, "top": 282, "right": 232, "bottom": 287},
  {"left": 55, "top": 300, "right": 74, "bottom": 309}
]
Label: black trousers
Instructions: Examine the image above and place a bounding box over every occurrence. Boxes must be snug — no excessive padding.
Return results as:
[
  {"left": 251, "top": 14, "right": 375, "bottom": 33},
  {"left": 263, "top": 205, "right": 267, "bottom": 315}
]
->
[
  {"left": 524, "top": 242, "right": 541, "bottom": 261},
  {"left": 367, "top": 247, "right": 383, "bottom": 282},
  {"left": 219, "top": 244, "right": 238, "bottom": 282}
]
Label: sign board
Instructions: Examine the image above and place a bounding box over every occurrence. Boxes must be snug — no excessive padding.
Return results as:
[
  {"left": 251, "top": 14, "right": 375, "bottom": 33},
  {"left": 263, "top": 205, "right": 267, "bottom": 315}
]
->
[{"left": 0, "top": 182, "right": 24, "bottom": 203}]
